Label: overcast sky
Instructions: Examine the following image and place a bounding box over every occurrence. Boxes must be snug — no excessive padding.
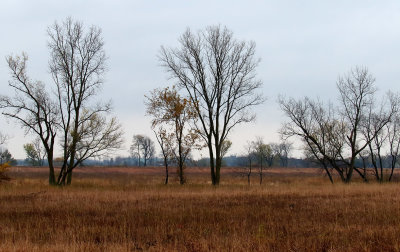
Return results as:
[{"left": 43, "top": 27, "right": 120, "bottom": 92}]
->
[{"left": 1, "top": 0, "right": 400, "bottom": 159}]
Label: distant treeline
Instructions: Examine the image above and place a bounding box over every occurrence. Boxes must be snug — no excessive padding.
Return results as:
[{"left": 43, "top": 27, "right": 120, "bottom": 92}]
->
[{"left": 15, "top": 154, "right": 398, "bottom": 170}]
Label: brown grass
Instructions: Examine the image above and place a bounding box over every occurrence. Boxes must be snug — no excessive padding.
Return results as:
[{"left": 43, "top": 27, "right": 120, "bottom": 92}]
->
[{"left": 1, "top": 167, "right": 400, "bottom": 251}]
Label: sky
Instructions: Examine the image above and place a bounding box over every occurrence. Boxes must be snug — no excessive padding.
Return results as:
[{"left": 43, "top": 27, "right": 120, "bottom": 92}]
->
[{"left": 0, "top": 0, "right": 399, "bottom": 159}]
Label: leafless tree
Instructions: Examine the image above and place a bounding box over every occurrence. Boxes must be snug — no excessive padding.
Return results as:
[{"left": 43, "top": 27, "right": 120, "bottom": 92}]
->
[
  {"left": 130, "top": 135, "right": 155, "bottom": 167},
  {"left": 48, "top": 18, "right": 123, "bottom": 185},
  {"left": 160, "top": 25, "right": 265, "bottom": 185},
  {"left": 279, "top": 67, "right": 398, "bottom": 183},
  {"left": 279, "top": 97, "right": 338, "bottom": 183},
  {"left": 130, "top": 135, "right": 143, "bottom": 166},
  {"left": 242, "top": 141, "right": 256, "bottom": 185},
  {"left": 363, "top": 99, "right": 400, "bottom": 182},
  {"left": 1, "top": 53, "right": 58, "bottom": 184},
  {"left": 386, "top": 114, "right": 400, "bottom": 181},
  {"left": 337, "top": 67, "right": 398, "bottom": 182},
  {"left": 272, "top": 141, "right": 293, "bottom": 167},
  {"left": 141, "top": 136, "right": 155, "bottom": 167}
]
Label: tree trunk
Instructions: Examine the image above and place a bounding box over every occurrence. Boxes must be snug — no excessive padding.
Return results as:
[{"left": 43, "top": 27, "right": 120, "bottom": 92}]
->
[
  {"left": 66, "top": 170, "right": 72, "bottom": 185},
  {"left": 345, "top": 159, "right": 355, "bottom": 183},
  {"left": 164, "top": 158, "right": 169, "bottom": 185},
  {"left": 248, "top": 164, "right": 252, "bottom": 185},
  {"left": 213, "top": 141, "right": 222, "bottom": 185},
  {"left": 215, "top": 156, "right": 222, "bottom": 185},
  {"left": 353, "top": 167, "right": 368, "bottom": 182},
  {"left": 322, "top": 166, "right": 333, "bottom": 184},
  {"left": 49, "top": 165, "right": 56, "bottom": 185},
  {"left": 47, "top": 151, "right": 56, "bottom": 185},
  {"left": 389, "top": 155, "right": 396, "bottom": 181},
  {"left": 208, "top": 140, "right": 216, "bottom": 185}
]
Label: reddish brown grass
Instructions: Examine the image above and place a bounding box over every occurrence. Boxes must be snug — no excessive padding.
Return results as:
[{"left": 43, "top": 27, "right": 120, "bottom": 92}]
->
[{"left": 1, "top": 167, "right": 400, "bottom": 251}]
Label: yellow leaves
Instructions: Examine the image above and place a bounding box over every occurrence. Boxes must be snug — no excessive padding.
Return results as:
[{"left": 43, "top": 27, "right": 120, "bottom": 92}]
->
[
  {"left": 146, "top": 86, "right": 199, "bottom": 129},
  {"left": 0, "top": 162, "right": 10, "bottom": 173},
  {"left": 0, "top": 162, "right": 10, "bottom": 181}
]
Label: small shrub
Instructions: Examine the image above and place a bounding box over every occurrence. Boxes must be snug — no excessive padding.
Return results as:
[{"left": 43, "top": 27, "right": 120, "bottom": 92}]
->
[{"left": 0, "top": 162, "right": 11, "bottom": 181}]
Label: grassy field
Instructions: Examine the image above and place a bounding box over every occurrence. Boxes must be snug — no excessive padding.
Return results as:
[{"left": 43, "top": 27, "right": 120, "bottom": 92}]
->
[{"left": 1, "top": 166, "right": 400, "bottom": 251}]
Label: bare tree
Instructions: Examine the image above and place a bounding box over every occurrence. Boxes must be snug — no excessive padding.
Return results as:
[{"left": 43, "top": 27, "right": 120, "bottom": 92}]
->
[
  {"left": 1, "top": 53, "right": 58, "bottom": 184},
  {"left": 336, "top": 67, "right": 398, "bottom": 182},
  {"left": 48, "top": 17, "right": 122, "bottom": 185},
  {"left": 130, "top": 135, "right": 155, "bottom": 167},
  {"left": 363, "top": 100, "right": 400, "bottom": 182},
  {"left": 242, "top": 141, "right": 256, "bottom": 185},
  {"left": 272, "top": 141, "right": 293, "bottom": 167},
  {"left": 386, "top": 114, "right": 400, "bottom": 181},
  {"left": 141, "top": 136, "right": 155, "bottom": 166},
  {"left": 279, "top": 96, "right": 350, "bottom": 183},
  {"left": 130, "top": 135, "right": 144, "bottom": 166},
  {"left": 160, "top": 25, "right": 265, "bottom": 185},
  {"left": 279, "top": 67, "right": 398, "bottom": 183}
]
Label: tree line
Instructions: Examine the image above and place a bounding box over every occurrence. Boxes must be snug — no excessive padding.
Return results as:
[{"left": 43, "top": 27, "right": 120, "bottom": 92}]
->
[{"left": 1, "top": 18, "right": 399, "bottom": 186}]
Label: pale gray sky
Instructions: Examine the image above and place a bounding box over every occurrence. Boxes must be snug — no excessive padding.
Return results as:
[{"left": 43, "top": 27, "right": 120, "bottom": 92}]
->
[{"left": 1, "top": 1, "right": 400, "bottom": 159}]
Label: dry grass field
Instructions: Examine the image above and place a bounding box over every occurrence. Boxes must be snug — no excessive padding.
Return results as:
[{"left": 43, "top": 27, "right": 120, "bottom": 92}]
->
[{"left": 1, "top": 166, "right": 400, "bottom": 251}]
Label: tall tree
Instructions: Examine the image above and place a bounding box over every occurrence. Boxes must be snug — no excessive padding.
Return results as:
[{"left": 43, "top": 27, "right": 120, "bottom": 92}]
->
[
  {"left": 160, "top": 25, "right": 265, "bottom": 185},
  {"left": 145, "top": 86, "right": 200, "bottom": 184},
  {"left": 48, "top": 17, "right": 123, "bottom": 185},
  {"left": 363, "top": 102, "right": 400, "bottom": 182},
  {"left": 1, "top": 53, "right": 58, "bottom": 184},
  {"left": 2, "top": 18, "right": 123, "bottom": 186},
  {"left": 386, "top": 115, "right": 400, "bottom": 181},
  {"left": 336, "top": 67, "right": 398, "bottom": 182},
  {"left": 279, "top": 67, "right": 398, "bottom": 183}
]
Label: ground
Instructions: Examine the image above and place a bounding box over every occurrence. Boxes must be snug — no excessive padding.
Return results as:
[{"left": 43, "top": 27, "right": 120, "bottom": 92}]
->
[{"left": 1, "top": 166, "right": 400, "bottom": 251}]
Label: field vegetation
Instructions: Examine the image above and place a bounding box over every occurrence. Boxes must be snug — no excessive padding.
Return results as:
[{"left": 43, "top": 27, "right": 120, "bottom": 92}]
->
[{"left": 1, "top": 166, "right": 400, "bottom": 251}]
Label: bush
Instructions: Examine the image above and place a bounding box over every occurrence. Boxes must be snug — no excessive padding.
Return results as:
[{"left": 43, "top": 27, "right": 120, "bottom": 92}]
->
[{"left": 0, "top": 162, "right": 11, "bottom": 181}]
